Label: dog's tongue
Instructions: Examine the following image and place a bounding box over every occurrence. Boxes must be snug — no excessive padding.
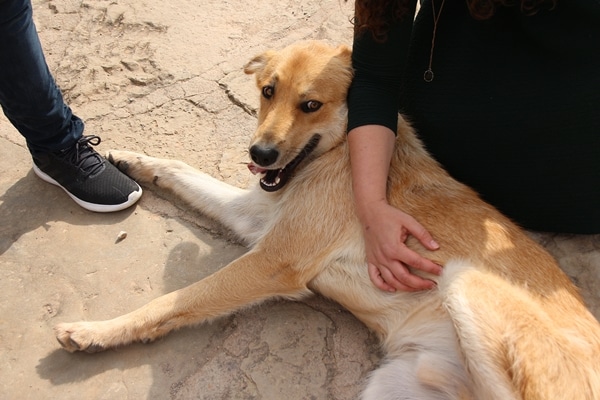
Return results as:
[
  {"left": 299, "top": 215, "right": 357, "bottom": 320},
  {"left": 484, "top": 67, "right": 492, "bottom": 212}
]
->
[{"left": 247, "top": 163, "right": 267, "bottom": 175}]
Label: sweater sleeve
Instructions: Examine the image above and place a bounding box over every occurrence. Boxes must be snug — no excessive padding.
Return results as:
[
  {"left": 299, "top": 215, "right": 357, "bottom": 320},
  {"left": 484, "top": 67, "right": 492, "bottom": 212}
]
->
[{"left": 347, "top": 0, "right": 417, "bottom": 134}]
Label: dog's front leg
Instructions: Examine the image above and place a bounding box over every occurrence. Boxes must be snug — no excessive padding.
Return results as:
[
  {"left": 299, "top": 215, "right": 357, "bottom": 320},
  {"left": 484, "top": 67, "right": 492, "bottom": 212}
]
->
[
  {"left": 55, "top": 250, "right": 309, "bottom": 352},
  {"left": 107, "top": 150, "right": 270, "bottom": 244}
]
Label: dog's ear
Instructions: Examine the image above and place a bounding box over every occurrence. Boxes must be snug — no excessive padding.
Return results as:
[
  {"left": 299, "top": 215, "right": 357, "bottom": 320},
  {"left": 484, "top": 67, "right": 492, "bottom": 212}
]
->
[
  {"left": 244, "top": 50, "right": 276, "bottom": 75},
  {"left": 334, "top": 44, "right": 352, "bottom": 67}
]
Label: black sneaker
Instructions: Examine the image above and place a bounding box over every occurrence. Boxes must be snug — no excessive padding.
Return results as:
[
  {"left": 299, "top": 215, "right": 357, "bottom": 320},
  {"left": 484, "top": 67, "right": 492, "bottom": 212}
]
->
[{"left": 32, "top": 135, "right": 142, "bottom": 212}]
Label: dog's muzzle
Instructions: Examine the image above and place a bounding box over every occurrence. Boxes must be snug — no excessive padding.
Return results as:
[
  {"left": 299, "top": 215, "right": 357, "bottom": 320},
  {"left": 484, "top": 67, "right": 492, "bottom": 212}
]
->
[{"left": 248, "top": 134, "right": 321, "bottom": 192}]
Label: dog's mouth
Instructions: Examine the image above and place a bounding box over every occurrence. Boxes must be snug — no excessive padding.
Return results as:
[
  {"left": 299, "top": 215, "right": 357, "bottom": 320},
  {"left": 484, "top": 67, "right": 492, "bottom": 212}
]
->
[{"left": 248, "top": 134, "right": 321, "bottom": 192}]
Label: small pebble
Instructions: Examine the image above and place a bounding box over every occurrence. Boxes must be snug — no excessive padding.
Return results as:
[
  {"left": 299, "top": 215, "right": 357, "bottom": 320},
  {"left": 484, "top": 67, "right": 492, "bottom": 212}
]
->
[{"left": 116, "top": 231, "right": 128, "bottom": 243}]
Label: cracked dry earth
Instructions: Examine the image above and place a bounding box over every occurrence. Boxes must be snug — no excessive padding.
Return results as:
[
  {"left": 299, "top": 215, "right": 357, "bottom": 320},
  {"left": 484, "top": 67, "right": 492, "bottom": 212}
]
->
[{"left": 0, "top": 1, "right": 598, "bottom": 399}]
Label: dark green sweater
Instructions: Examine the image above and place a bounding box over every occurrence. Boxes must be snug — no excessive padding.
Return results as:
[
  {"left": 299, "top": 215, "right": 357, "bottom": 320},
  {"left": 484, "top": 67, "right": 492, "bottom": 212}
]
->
[{"left": 348, "top": 0, "right": 600, "bottom": 234}]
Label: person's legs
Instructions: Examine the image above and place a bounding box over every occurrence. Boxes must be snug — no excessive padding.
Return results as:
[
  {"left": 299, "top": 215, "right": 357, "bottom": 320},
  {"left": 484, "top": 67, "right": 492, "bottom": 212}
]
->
[
  {"left": 0, "top": 0, "right": 142, "bottom": 212},
  {"left": 0, "top": 0, "right": 81, "bottom": 153}
]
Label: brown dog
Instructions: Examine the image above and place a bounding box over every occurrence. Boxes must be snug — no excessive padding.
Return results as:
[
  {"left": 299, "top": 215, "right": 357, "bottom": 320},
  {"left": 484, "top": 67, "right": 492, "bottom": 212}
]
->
[{"left": 54, "top": 41, "right": 600, "bottom": 399}]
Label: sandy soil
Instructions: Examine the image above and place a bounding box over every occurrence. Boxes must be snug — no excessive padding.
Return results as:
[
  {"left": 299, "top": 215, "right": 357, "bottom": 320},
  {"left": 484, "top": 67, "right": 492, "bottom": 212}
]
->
[{"left": 0, "top": 1, "right": 598, "bottom": 399}]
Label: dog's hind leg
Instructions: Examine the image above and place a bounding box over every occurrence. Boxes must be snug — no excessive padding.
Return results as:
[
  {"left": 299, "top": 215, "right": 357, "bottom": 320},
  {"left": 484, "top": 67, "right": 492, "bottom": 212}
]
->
[
  {"left": 54, "top": 250, "right": 311, "bottom": 353},
  {"left": 106, "top": 150, "right": 270, "bottom": 244},
  {"left": 440, "top": 260, "right": 600, "bottom": 400}
]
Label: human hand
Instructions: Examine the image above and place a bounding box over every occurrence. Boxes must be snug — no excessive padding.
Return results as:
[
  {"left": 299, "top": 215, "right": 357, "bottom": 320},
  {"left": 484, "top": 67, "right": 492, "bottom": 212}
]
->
[{"left": 360, "top": 200, "right": 441, "bottom": 292}]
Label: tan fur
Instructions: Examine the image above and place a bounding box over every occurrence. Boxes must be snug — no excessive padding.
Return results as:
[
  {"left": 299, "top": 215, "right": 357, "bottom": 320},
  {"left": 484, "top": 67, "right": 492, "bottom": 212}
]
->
[{"left": 54, "top": 41, "right": 600, "bottom": 399}]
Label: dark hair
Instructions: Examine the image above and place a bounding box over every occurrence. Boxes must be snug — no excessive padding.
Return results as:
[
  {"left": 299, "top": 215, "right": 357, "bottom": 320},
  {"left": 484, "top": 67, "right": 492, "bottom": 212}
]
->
[{"left": 353, "top": 0, "right": 558, "bottom": 41}]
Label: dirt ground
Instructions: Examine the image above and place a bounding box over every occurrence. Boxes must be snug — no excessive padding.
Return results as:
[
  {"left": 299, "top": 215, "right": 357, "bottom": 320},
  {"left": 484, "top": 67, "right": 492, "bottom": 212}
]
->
[{"left": 0, "top": 1, "right": 598, "bottom": 399}]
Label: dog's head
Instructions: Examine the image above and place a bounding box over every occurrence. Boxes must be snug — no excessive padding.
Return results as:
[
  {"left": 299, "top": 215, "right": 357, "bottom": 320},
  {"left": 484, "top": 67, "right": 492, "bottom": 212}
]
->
[{"left": 244, "top": 41, "right": 353, "bottom": 192}]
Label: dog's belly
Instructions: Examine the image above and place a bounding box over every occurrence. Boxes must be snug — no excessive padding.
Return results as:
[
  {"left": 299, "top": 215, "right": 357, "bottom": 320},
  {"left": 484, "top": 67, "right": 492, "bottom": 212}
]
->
[
  {"left": 309, "top": 256, "right": 447, "bottom": 337},
  {"left": 311, "top": 261, "right": 473, "bottom": 397}
]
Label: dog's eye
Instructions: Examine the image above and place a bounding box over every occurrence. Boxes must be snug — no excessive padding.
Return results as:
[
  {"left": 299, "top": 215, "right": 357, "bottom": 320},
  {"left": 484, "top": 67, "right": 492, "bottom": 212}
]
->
[
  {"left": 262, "top": 85, "right": 274, "bottom": 99},
  {"left": 301, "top": 100, "right": 322, "bottom": 113}
]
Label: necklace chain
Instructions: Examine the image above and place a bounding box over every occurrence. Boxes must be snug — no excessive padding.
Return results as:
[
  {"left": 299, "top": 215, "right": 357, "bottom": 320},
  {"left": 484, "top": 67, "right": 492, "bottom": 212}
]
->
[{"left": 424, "top": 0, "right": 446, "bottom": 82}]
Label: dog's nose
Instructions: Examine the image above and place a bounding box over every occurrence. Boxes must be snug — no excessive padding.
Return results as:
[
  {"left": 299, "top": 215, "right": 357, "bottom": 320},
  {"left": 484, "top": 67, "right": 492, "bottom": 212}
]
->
[{"left": 250, "top": 145, "right": 279, "bottom": 167}]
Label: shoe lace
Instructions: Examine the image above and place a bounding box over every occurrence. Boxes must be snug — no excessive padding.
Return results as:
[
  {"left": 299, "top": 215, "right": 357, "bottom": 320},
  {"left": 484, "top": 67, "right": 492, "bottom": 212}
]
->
[{"left": 59, "top": 135, "right": 105, "bottom": 177}]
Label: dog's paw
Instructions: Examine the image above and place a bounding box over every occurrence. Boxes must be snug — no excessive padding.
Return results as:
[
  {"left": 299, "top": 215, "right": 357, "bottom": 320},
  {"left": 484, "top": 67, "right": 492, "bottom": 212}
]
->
[
  {"left": 106, "top": 150, "right": 140, "bottom": 173},
  {"left": 54, "top": 322, "right": 109, "bottom": 353},
  {"left": 106, "top": 150, "right": 157, "bottom": 184}
]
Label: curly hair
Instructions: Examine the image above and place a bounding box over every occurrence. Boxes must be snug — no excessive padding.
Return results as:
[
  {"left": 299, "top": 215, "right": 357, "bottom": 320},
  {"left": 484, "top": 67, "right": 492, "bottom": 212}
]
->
[{"left": 353, "top": 0, "right": 558, "bottom": 41}]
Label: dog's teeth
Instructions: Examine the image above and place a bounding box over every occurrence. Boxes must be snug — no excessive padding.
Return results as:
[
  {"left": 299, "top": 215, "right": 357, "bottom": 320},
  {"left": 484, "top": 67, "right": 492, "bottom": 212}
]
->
[{"left": 260, "top": 176, "right": 281, "bottom": 187}]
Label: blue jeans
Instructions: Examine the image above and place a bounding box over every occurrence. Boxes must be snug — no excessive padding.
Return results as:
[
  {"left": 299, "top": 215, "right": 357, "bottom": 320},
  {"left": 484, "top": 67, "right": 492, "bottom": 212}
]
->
[{"left": 0, "top": 0, "right": 83, "bottom": 155}]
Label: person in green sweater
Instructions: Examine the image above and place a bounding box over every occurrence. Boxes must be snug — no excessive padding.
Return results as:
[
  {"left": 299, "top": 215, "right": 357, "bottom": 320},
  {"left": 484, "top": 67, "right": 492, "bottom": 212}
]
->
[{"left": 347, "top": 0, "right": 599, "bottom": 292}]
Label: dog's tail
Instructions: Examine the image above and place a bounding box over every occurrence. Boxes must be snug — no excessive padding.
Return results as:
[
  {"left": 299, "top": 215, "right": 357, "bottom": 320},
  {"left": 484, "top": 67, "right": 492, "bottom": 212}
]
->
[{"left": 438, "top": 260, "right": 600, "bottom": 400}]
